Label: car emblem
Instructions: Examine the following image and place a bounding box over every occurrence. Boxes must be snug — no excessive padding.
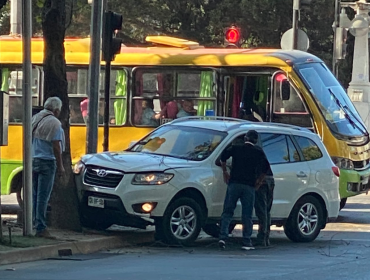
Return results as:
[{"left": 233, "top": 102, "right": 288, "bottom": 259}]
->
[{"left": 96, "top": 169, "right": 107, "bottom": 177}]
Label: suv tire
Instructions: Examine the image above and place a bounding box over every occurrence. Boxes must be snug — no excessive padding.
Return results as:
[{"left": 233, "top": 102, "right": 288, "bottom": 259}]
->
[
  {"left": 284, "top": 195, "right": 324, "bottom": 242},
  {"left": 159, "top": 197, "right": 203, "bottom": 246}
]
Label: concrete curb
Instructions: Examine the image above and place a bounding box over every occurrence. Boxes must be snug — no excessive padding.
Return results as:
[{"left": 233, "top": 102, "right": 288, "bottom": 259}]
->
[{"left": 0, "top": 231, "right": 155, "bottom": 266}]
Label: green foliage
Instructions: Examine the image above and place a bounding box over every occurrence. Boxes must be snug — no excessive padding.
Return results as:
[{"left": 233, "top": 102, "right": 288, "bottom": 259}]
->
[{"left": 0, "top": 0, "right": 354, "bottom": 87}]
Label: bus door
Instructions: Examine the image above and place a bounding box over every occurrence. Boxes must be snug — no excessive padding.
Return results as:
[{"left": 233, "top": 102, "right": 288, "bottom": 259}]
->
[
  {"left": 268, "top": 72, "right": 314, "bottom": 130},
  {"left": 222, "top": 72, "right": 271, "bottom": 122}
]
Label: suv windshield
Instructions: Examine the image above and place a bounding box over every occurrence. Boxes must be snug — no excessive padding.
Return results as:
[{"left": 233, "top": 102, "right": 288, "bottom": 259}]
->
[
  {"left": 297, "top": 62, "right": 367, "bottom": 141},
  {"left": 129, "top": 125, "right": 227, "bottom": 161}
]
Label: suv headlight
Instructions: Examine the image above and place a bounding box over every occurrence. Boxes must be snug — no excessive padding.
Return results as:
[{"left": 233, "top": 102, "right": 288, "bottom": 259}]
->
[
  {"left": 331, "top": 157, "right": 354, "bottom": 170},
  {"left": 132, "top": 173, "right": 174, "bottom": 185},
  {"left": 73, "top": 160, "right": 85, "bottom": 174}
]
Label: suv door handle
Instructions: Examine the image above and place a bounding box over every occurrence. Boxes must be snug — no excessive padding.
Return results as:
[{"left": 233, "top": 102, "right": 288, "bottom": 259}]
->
[{"left": 296, "top": 171, "right": 307, "bottom": 178}]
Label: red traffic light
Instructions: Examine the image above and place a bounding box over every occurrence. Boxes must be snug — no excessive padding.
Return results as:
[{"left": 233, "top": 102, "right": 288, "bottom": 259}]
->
[{"left": 225, "top": 27, "right": 240, "bottom": 44}]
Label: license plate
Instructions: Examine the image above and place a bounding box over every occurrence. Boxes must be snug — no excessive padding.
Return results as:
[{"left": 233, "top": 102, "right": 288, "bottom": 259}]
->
[{"left": 88, "top": 196, "right": 105, "bottom": 208}]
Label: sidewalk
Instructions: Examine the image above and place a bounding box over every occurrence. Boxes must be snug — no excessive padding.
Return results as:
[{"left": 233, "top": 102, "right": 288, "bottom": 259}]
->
[{"left": 0, "top": 216, "right": 155, "bottom": 266}]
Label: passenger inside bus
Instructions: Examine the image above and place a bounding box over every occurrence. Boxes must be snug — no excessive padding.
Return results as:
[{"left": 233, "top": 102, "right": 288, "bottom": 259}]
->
[
  {"left": 176, "top": 99, "right": 197, "bottom": 118},
  {"left": 141, "top": 98, "right": 160, "bottom": 126}
]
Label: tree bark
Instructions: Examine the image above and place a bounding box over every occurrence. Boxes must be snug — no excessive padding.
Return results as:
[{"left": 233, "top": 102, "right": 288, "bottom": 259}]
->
[{"left": 42, "top": 0, "right": 81, "bottom": 231}]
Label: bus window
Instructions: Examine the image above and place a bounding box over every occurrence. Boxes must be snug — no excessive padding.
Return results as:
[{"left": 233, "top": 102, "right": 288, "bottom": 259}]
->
[
  {"left": 132, "top": 69, "right": 216, "bottom": 126},
  {"left": 69, "top": 68, "right": 127, "bottom": 126},
  {"left": 3, "top": 68, "right": 40, "bottom": 123},
  {"left": 271, "top": 73, "right": 313, "bottom": 128}
]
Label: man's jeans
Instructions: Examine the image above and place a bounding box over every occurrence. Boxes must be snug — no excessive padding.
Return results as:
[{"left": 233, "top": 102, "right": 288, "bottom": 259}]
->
[
  {"left": 32, "top": 158, "right": 56, "bottom": 233},
  {"left": 219, "top": 183, "right": 255, "bottom": 245},
  {"left": 254, "top": 177, "right": 275, "bottom": 241}
]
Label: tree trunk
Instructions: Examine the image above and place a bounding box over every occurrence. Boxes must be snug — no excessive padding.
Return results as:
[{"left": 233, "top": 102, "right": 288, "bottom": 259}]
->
[{"left": 42, "top": 0, "right": 81, "bottom": 231}]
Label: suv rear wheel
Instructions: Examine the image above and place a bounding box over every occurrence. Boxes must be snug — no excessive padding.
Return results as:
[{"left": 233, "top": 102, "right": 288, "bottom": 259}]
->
[
  {"left": 158, "top": 197, "right": 203, "bottom": 246},
  {"left": 284, "top": 195, "right": 324, "bottom": 242}
]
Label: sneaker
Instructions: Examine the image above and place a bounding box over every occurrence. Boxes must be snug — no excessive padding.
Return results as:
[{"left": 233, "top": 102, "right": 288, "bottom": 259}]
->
[
  {"left": 218, "top": 240, "right": 226, "bottom": 250},
  {"left": 241, "top": 243, "right": 255, "bottom": 250},
  {"left": 35, "top": 229, "right": 56, "bottom": 240}
]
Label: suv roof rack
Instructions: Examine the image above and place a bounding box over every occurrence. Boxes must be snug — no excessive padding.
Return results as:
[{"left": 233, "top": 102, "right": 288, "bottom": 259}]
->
[
  {"left": 170, "top": 116, "right": 247, "bottom": 124},
  {"left": 246, "top": 122, "right": 312, "bottom": 132}
]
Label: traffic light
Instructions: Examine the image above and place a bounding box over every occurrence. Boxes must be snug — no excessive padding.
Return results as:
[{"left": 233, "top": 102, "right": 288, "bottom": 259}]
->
[
  {"left": 102, "top": 11, "right": 123, "bottom": 61},
  {"left": 224, "top": 25, "right": 241, "bottom": 48}
]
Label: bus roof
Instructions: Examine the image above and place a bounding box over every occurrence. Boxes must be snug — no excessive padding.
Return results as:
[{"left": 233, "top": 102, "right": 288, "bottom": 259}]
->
[{"left": 0, "top": 35, "right": 322, "bottom": 68}]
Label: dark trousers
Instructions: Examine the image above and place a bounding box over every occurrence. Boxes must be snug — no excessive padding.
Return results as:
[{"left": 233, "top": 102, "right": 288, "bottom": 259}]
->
[
  {"left": 254, "top": 177, "right": 275, "bottom": 241},
  {"left": 219, "top": 183, "right": 255, "bottom": 246}
]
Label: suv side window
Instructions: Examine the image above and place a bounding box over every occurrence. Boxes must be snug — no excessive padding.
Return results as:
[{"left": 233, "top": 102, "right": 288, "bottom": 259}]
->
[
  {"left": 294, "top": 136, "right": 323, "bottom": 161},
  {"left": 287, "top": 136, "right": 300, "bottom": 162},
  {"left": 261, "top": 133, "right": 300, "bottom": 164}
]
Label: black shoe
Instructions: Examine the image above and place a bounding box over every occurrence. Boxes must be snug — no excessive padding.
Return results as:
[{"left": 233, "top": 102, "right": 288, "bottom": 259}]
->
[
  {"left": 254, "top": 239, "right": 267, "bottom": 247},
  {"left": 218, "top": 240, "right": 226, "bottom": 250},
  {"left": 266, "top": 239, "right": 271, "bottom": 246}
]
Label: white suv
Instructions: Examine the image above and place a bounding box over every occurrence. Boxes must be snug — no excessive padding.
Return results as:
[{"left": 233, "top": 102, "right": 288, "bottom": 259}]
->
[{"left": 74, "top": 117, "right": 340, "bottom": 246}]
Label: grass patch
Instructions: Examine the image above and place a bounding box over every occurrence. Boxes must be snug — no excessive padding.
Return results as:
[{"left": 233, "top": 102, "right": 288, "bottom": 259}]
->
[{"left": 0, "top": 235, "right": 59, "bottom": 251}]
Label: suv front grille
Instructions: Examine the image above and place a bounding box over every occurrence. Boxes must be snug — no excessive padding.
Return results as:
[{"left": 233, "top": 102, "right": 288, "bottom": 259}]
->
[{"left": 84, "top": 165, "right": 124, "bottom": 188}]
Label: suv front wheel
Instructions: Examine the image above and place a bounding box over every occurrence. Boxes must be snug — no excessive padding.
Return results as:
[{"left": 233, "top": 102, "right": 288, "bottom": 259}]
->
[
  {"left": 284, "top": 195, "right": 324, "bottom": 242},
  {"left": 158, "top": 197, "right": 204, "bottom": 246}
]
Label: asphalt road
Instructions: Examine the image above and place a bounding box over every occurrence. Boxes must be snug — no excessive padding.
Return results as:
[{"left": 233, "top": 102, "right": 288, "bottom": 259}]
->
[{"left": 0, "top": 194, "right": 370, "bottom": 280}]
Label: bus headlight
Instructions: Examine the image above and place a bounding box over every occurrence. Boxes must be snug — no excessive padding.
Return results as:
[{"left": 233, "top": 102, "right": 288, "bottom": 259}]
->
[
  {"left": 132, "top": 173, "right": 174, "bottom": 185},
  {"left": 73, "top": 161, "right": 85, "bottom": 174},
  {"left": 331, "top": 157, "right": 354, "bottom": 170}
]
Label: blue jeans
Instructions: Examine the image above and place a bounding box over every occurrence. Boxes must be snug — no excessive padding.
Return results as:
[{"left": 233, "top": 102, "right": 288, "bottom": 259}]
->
[
  {"left": 32, "top": 158, "right": 56, "bottom": 232},
  {"left": 219, "top": 182, "right": 255, "bottom": 246}
]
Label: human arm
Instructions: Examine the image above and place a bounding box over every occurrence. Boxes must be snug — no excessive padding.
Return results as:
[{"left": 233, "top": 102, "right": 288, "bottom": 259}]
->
[
  {"left": 52, "top": 140, "right": 65, "bottom": 175},
  {"left": 220, "top": 146, "right": 232, "bottom": 184}
]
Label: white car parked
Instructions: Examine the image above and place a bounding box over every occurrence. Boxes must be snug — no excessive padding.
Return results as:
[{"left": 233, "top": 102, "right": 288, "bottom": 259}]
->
[{"left": 74, "top": 117, "right": 340, "bottom": 246}]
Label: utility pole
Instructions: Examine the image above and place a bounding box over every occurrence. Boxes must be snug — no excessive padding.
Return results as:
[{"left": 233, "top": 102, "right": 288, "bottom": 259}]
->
[
  {"left": 22, "top": 0, "right": 33, "bottom": 236},
  {"left": 10, "top": 0, "right": 22, "bottom": 35},
  {"left": 86, "top": 0, "right": 104, "bottom": 154},
  {"left": 292, "top": 0, "right": 300, "bottom": 49},
  {"left": 332, "top": 0, "right": 340, "bottom": 78}
]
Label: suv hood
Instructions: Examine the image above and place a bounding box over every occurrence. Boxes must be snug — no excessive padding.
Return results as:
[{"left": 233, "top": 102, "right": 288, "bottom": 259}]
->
[{"left": 81, "top": 151, "right": 200, "bottom": 172}]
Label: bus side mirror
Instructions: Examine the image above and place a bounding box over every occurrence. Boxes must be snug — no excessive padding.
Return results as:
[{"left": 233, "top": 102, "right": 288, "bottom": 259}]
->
[{"left": 280, "top": 80, "right": 291, "bottom": 101}]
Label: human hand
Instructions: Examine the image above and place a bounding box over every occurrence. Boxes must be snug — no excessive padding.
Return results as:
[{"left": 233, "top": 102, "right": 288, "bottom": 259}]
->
[
  {"left": 58, "top": 166, "right": 66, "bottom": 177},
  {"left": 223, "top": 171, "right": 230, "bottom": 184}
]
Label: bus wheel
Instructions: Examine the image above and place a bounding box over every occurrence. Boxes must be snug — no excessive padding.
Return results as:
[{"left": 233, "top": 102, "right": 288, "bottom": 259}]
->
[
  {"left": 159, "top": 197, "right": 203, "bottom": 246},
  {"left": 340, "top": 198, "right": 347, "bottom": 210},
  {"left": 284, "top": 196, "right": 324, "bottom": 242},
  {"left": 202, "top": 222, "right": 236, "bottom": 238}
]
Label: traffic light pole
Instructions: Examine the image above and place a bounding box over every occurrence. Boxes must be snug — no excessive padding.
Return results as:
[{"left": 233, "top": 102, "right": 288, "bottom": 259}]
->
[
  {"left": 103, "top": 61, "right": 111, "bottom": 152},
  {"left": 87, "top": 0, "right": 104, "bottom": 154}
]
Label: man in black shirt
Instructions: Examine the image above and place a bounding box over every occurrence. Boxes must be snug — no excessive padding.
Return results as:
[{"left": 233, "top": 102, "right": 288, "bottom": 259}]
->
[{"left": 219, "top": 130, "right": 269, "bottom": 250}]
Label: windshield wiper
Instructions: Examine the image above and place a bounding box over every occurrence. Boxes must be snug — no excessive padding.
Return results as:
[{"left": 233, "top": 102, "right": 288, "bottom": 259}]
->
[{"left": 328, "top": 89, "right": 369, "bottom": 136}]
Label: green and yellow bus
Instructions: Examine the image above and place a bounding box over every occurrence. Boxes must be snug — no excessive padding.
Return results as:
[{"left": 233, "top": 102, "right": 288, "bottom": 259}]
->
[{"left": 1, "top": 35, "right": 369, "bottom": 209}]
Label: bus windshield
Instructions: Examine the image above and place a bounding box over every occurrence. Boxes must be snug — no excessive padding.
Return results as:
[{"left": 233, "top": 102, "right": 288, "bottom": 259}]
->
[{"left": 297, "top": 62, "right": 367, "bottom": 140}]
